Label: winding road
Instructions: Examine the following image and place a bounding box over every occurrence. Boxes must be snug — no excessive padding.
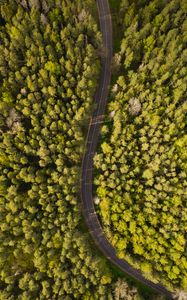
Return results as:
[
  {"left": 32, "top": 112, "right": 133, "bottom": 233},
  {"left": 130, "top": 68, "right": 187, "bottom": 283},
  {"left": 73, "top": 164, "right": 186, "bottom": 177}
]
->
[{"left": 81, "top": 0, "right": 173, "bottom": 299}]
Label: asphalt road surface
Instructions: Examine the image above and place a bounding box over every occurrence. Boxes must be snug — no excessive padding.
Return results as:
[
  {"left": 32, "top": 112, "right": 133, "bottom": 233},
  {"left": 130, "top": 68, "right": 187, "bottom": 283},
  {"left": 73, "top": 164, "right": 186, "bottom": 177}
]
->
[{"left": 80, "top": 1, "right": 173, "bottom": 298}]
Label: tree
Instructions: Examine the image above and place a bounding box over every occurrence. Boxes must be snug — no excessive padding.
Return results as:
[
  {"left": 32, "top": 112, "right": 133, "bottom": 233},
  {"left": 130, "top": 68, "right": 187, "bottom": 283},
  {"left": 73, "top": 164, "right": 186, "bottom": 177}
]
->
[{"left": 113, "top": 278, "right": 139, "bottom": 300}]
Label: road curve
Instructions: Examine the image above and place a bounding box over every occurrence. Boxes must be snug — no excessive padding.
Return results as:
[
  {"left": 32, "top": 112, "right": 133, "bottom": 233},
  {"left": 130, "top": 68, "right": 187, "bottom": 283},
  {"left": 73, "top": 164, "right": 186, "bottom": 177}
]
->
[{"left": 80, "top": 1, "right": 173, "bottom": 299}]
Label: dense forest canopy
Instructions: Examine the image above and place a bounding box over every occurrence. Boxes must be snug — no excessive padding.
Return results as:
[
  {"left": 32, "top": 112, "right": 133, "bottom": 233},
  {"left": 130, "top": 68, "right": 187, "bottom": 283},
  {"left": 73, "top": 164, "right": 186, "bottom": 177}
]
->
[
  {"left": 0, "top": 0, "right": 120, "bottom": 298},
  {"left": 0, "top": 0, "right": 186, "bottom": 298},
  {"left": 94, "top": 0, "right": 187, "bottom": 292},
  {"left": 0, "top": 0, "right": 151, "bottom": 299}
]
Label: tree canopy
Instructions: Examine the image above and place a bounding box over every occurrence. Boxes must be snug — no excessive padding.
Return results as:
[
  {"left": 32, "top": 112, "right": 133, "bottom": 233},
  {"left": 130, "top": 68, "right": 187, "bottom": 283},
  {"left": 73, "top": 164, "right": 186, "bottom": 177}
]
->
[
  {"left": 0, "top": 0, "right": 120, "bottom": 298},
  {"left": 95, "top": 0, "right": 187, "bottom": 292}
]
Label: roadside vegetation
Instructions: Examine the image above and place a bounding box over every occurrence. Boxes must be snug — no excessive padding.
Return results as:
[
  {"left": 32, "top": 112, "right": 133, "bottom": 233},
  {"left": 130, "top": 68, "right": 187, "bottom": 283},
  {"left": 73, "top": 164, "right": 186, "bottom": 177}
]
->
[
  {"left": 0, "top": 0, "right": 184, "bottom": 299},
  {"left": 94, "top": 0, "right": 187, "bottom": 293},
  {"left": 0, "top": 0, "right": 155, "bottom": 299},
  {"left": 0, "top": 0, "right": 114, "bottom": 298}
]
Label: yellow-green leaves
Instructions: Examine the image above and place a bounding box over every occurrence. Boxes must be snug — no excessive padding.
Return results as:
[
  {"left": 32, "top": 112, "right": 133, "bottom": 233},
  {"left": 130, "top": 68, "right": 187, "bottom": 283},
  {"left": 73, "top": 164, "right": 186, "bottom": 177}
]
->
[{"left": 142, "top": 168, "right": 154, "bottom": 180}]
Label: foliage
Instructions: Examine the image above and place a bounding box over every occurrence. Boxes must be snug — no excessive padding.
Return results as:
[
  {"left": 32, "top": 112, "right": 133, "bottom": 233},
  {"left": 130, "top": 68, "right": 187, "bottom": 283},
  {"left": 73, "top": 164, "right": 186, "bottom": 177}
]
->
[
  {"left": 94, "top": 0, "right": 187, "bottom": 291},
  {"left": 173, "top": 290, "right": 187, "bottom": 300},
  {"left": 113, "top": 278, "right": 140, "bottom": 300},
  {"left": 0, "top": 0, "right": 121, "bottom": 298}
]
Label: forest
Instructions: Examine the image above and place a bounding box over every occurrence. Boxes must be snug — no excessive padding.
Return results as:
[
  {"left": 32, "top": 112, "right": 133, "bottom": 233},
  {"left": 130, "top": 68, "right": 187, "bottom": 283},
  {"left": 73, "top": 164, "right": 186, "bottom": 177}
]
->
[
  {"left": 94, "top": 0, "right": 187, "bottom": 294},
  {"left": 0, "top": 0, "right": 186, "bottom": 299},
  {"left": 0, "top": 0, "right": 156, "bottom": 298},
  {"left": 0, "top": 0, "right": 118, "bottom": 298}
]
